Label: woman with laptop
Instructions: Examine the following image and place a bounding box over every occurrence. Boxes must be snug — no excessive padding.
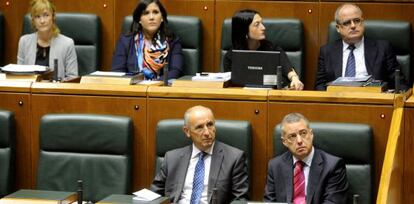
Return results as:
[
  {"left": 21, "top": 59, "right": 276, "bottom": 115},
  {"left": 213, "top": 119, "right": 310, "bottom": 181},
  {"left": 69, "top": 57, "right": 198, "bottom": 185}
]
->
[{"left": 223, "top": 9, "right": 304, "bottom": 90}]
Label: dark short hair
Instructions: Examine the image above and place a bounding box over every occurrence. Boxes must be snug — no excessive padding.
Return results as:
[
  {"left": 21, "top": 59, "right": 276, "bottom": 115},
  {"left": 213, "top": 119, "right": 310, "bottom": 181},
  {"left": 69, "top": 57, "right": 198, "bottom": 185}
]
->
[
  {"left": 231, "top": 9, "right": 259, "bottom": 50},
  {"left": 130, "top": 0, "right": 169, "bottom": 41}
]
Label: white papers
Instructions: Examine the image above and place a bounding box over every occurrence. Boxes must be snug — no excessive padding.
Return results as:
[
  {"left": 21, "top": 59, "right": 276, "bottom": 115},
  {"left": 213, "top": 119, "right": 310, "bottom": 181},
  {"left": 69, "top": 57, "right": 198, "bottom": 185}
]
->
[
  {"left": 133, "top": 188, "right": 161, "bottom": 201},
  {"left": 192, "top": 72, "right": 231, "bottom": 82},
  {"left": 333, "top": 75, "right": 372, "bottom": 82},
  {"left": 1, "top": 64, "right": 48, "bottom": 72},
  {"left": 138, "top": 80, "right": 162, "bottom": 85},
  {"left": 89, "top": 71, "right": 126, "bottom": 76}
]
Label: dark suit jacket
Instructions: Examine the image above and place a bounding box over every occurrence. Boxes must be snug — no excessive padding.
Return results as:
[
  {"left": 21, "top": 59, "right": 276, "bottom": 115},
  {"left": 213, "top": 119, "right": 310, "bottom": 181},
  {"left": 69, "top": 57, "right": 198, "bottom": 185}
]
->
[
  {"left": 315, "top": 37, "right": 403, "bottom": 90},
  {"left": 111, "top": 33, "right": 184, "bottom": 79},
  {"left": 264, "top": 148, "right": 349, "bottom": 204},
  {"left": 150, "top": 141, "right": 249, "bottom": 204}
]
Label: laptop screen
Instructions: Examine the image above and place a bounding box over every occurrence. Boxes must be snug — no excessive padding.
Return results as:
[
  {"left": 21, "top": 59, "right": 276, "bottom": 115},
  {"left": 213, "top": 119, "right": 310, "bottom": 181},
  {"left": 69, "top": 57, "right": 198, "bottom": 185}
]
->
[{"left": 231, "top": 50, "right": 281, "bottom": 88}]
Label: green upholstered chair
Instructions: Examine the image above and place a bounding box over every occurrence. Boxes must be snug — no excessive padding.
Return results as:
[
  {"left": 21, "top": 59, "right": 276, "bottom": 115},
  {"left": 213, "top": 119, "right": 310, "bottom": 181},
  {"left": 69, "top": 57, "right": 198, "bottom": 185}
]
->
[
  {"left": 121, "top": 15, "right": 202, "bottom": 75},
  {"left": 220, "top": 18, "right": 305, "bottom": 80},
  {"left": 0, "top": 12, "right": 4, "bottom": 66},
  {"left": 37, "top": 114, "right": 133, "bottom": 203},
  {"left": 328, "top": 20, "right": 412, "bottom": 85},
  {"left": 0, "top": 110, "right": 15, "bottom": 197},
  {"left": 155, "top": 119, "right": 252, "bottom": 175},
  {"left": 23, "top": 13, "right": 101, "bottom": 76},
  {"left": 274, "top": 122, "right": 373, "bottom": 204}
]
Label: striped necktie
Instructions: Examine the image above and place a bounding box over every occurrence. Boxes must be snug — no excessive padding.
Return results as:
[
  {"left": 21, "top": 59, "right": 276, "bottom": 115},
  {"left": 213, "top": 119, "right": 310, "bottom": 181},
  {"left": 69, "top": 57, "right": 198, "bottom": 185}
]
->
[
  {"left": 345, "top": 44, "right": 356, "bottom": 77},
  {"left": 293, "top": 161, "right": 306, "bottom": 204}
]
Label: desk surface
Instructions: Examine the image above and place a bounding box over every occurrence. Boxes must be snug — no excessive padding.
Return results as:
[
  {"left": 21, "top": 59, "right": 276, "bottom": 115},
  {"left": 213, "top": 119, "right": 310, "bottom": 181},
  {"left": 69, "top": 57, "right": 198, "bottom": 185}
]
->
[
  {"left": 0, "top": 189, "right": 77, "bottom": 204},
  {"left": 97, "top": 194, "right": 168, "bottom": 204}
]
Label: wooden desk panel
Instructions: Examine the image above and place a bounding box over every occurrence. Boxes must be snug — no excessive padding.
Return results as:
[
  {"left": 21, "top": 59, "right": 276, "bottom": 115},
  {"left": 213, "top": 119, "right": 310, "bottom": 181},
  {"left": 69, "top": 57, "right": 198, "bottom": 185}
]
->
[
  {"left": 268, "top": 101, "right": 394, "bottom": 200},
  {"left": 404, "top": 104, "right": 414, "bottom": 203},
  {"left": 0, "top": 92, "right": 32, "bottom": 189},
  {"left": 147, "top": 98, "right": 268, "bottom": 200},
  {"left": 30, "top": 94, "right": 147, "bottom": 191}
]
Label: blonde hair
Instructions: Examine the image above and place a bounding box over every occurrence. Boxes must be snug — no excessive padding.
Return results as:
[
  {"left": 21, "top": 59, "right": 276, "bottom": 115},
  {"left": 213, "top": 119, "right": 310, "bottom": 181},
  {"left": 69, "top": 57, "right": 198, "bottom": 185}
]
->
[{"left": 30, "top": 0, "right": 60, "bottom": 37}]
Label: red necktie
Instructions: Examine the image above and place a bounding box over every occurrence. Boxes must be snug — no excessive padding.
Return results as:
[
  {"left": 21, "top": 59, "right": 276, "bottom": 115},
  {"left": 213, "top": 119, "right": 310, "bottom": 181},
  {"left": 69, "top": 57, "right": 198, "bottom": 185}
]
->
[{"left": 293, "top": 161, "right": 306, "bottom": 204}]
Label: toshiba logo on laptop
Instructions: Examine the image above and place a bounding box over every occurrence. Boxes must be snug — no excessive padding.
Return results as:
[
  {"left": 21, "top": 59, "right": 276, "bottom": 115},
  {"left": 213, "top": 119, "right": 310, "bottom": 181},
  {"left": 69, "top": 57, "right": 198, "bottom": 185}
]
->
[{"left": 247, "top": 66, "right": 263, "bottom": 70}]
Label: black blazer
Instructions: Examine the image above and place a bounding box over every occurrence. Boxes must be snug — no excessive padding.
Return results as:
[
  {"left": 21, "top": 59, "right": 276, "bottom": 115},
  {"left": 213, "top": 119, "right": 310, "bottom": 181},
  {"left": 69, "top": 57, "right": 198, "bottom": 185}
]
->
[
  {"left": 264, "top": 148, "right": 349, "bottom": 204},
  {"left": 315, "top": 37, "right": 402, "bottom": 90}
]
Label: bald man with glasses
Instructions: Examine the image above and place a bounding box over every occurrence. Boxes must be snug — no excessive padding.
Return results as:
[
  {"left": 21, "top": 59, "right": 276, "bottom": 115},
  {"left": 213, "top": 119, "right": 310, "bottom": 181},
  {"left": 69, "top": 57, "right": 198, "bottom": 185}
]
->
[
  {"left": 264, "top": 113, "right": 349, "bottom": 204},
  {"left": 315, "top": 3, "right": 404, "bottom": 91}
]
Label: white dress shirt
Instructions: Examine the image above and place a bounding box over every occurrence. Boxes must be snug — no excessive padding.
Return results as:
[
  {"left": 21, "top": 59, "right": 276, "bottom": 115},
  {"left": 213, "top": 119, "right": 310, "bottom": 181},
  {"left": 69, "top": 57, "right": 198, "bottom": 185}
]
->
[
  {"left": 293, "top": 146, "right": 315, "bottom": 195},
  {"left": 342, "top": 38, "right": 369, "bottom": 78},
  {"left": 178, "top": 143, "right": 214, "bottom": 204}
]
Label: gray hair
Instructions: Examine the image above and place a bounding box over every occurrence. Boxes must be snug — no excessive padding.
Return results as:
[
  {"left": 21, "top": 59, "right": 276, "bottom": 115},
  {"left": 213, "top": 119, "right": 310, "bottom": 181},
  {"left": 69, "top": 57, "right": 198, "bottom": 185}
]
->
[
  {"left": 183, "top": 105, "right": 214, "bottom": 127},
  {"left": 334, "top": 3, "right": 363, "bottom": 23},
  {"left": 280, "top": 112, "right": 310, "bottom": 136}
]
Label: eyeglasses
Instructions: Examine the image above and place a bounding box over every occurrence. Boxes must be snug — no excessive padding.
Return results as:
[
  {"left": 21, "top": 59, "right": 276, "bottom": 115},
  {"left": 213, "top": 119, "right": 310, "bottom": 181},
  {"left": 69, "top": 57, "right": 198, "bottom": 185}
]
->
[
  {"left": 337, "top": 18, "right": 363, "bottom": 27},
  {"left": 283, "top": 129, "right": 311, "bottom": 143}
]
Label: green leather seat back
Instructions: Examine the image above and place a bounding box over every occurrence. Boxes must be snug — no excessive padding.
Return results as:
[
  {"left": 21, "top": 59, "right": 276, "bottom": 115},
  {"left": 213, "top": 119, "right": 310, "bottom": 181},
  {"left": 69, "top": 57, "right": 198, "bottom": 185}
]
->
[
  {"left": 0, "top": 110, "right": 15, "bottom": 197},
  {"left": 23, "top": 13, "right": 101, "bottom": 76},
  {"left": 37, "top": 114, "right": 133, "bottom": 202},
  {"left": 122, "top": 15, "right": 202, "bottom": 75},
  {"left": 0, "top": 12, "right": 4, "bottom": 66},
  {"left": 155, "top": 119, "right": 251, "bottom": 175},
  {"left": 274, "top": 122, "right": 373, "bottom": 204},
  {"left": 328, "top": 20, "right": 412, "bottom": 85},
  {"left": 220, "top": 18, "right": 305, "bottom": 80}
]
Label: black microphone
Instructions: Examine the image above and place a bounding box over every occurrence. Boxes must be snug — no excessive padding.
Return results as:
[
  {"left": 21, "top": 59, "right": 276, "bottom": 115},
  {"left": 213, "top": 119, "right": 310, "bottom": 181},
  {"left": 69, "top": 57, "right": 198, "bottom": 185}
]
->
[
  {"left": 276, "top": 65, "right": 282, "bottom": 89},
  {"left": 395, "top": 69, "right": 401, "bottom": 93},
  {"left": 211, "top": 188, "right": 218, "bottom": 204},
  {"left": 353, "top": 194, "right": 360, "bottom": 204},
  {"left": 163, "top": 63, "right": 169, "bottom": 86},
  {"left": 53, "top": 58, "right": 59, "bottom": 82},
  {"left": 77, "top": 179, "right": 83, "bottom": 204}
]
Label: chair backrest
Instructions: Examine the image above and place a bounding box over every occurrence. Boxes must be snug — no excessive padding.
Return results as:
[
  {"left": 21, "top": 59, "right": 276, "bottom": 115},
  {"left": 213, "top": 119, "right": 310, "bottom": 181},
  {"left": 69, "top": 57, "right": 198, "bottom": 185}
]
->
[
  {"left": 328, "top": 20, "right": 412, "bottom": 85},
  {"left": 0, "top": 12, "right": 4, "bottom": 66},
  {"left": 37, "top": 114, "right": 133, "bottom": 202},
  {"left": 23, "top": 13, "right": 101, "bottom": 76},
  {"left": 220, "top": 18, "right": 304, "bottom": 80},
  {"left": 274, "top": 122, "right": 373, "bottom": 204},
  {"left": 155, "top": 119, "right": 251, "bottom": 175},
  {"left": 0, "top": 110, "right": 15, "bottom": 197},
  {"left": 121, "top": 15, "right": 202, "bottom": 75}
]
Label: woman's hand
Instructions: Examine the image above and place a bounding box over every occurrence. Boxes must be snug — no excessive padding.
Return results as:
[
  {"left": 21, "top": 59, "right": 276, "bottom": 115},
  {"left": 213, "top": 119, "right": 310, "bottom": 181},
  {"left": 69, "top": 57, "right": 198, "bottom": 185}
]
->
[{"left": 289, "top": 76, "right": 304, "bottom": 90}]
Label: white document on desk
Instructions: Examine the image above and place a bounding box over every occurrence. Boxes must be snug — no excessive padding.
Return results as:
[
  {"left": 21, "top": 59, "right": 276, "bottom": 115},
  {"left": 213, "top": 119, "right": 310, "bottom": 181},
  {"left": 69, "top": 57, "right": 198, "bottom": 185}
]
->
[
  {"left": 192, "top": 72, "right": 231, "bottom": 82},
  {"left": 133, "top": 188, "right": 161, "bottom": 201},
  {"left": 1, "top": 64, "right": 48, "bottom": 72},
  {"left": 89, "top": 71, "right": 126, "bottom": 76}
]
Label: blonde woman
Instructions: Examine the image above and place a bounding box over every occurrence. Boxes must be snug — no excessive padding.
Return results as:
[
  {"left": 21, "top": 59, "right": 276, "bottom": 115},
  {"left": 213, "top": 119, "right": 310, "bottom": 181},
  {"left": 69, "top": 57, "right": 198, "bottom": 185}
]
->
[{"left": 17, "top": 0, "right": 78, "bottom": 80}]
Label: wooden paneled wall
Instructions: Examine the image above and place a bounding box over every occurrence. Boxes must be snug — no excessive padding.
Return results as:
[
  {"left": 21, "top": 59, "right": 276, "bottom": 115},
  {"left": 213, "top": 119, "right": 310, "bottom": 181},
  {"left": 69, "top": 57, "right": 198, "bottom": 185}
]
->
[{"left": 1, "top": 0, "right": 414, "bottom": 88}]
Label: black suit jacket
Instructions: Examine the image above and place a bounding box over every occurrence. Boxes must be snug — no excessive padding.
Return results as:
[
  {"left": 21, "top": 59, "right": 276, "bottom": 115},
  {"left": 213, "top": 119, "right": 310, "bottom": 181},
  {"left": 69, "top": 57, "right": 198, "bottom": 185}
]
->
[
  {"left": 150, "top": 141, "right": 249, "bottom": 204},
  {"left": 264, "top": 148, "right": 349, "bottom": 204},
  {"left": 315, "top": 37, "right": 402, "bottom": 90}
]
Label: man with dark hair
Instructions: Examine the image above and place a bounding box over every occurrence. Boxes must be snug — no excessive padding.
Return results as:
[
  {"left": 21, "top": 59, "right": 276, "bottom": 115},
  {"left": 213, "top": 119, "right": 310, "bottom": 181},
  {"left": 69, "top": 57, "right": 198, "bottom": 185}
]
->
[{"left": 264, "top": 113, "right": 349, "bottom": 204}]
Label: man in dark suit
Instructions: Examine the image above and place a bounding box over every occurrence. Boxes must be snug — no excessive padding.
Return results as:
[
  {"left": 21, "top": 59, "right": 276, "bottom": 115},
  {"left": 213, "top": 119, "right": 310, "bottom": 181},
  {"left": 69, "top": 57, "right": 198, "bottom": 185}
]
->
[
  {"left": 264, "top": 113, "right": 349, "bottom": 204},
  {"left": 315, "top": 3, "right": 403, "bottom": 90},
  {"left": 150, "top": 105, "right": 249, "bottom": 204}
]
